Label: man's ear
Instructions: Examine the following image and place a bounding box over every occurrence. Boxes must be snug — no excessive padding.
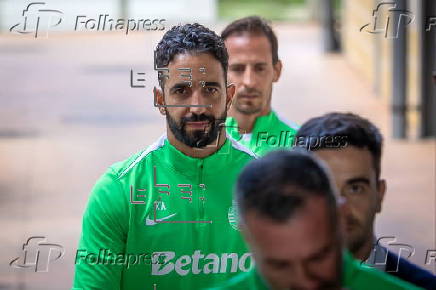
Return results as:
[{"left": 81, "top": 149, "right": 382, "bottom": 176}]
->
[
  {"left": 375, "top": 179, "right": 386, "bottom": 213},
  {"left": 226, "top": 83, "right": 236, "bottom": 111},
  {"left": 154, "top": 86, "right": 166, "bottom": 115},
  {"left": 272, "top": 60, "right": 282, "bottom": 83}
]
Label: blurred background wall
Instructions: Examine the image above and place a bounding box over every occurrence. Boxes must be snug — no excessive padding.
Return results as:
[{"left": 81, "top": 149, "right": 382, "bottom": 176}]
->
[
  {"left": 341, "top": 0, "right": 436, "bottom": 139},
  {"left": 0, "top": 0, "right": 218, "bottom": 31}
]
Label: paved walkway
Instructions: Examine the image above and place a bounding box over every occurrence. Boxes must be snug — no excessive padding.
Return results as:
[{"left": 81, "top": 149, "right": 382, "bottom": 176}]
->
[{"left": 0, "top": 24, "right": 434, "bottom": 289}]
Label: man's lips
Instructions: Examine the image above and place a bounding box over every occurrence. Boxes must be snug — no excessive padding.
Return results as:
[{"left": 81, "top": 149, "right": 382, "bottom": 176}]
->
[
  {"left": 238, "top": 94, "right": 258, "bottom": 99},
  {"left": 185, "top": 121, "right": 209, "bottom": 129}
]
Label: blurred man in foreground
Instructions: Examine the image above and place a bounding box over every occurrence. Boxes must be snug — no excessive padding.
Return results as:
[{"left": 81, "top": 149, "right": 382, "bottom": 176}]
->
[
  {"left": 73, "top": 23, "right": 257, "bottom": 290},
  {"left": 211, "top": 150, "right": 420, "bottom": 289},
  {"left": 296, "top": 112, "right": 435, "bottom": 289},
  {"left": 222, "top": 16, "right": 299, "bottom": 156}
]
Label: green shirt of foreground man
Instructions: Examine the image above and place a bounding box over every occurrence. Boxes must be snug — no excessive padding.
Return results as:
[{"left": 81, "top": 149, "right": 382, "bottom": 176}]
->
[
  {"left": 73, "top": 23, "right": 257, "bottom": 290},
  {"left": 222, "top": 16, "right": 299, "bottom": 156},
  {"left": 210, "top": 150, "right": 422, "bottom": 290},
  {"left": 210, "top": 251, "right": 420, "bottom": 290}
]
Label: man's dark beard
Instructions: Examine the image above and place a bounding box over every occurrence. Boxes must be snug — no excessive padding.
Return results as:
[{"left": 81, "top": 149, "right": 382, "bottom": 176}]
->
[
  {"left": 345, "top": 215, "right": 369, "bottom": 255},
  {"left": 166, "top": 110, "right": 226, "bottom": 148}
]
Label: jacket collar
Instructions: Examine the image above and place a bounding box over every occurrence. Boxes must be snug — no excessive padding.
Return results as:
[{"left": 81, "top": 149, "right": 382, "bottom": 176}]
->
[
  {"left": 160, "top": 133, "right": 254, "bottom": 177},
  {"left": 226, "top": 110, "right": 277, "bottom": 135}
]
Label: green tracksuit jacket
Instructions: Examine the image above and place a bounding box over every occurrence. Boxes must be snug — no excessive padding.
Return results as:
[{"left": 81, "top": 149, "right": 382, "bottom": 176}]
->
[
  {"left": 73, "top": 134, "right": 257, "bottom": 290},
  {"left": 225, "top": 110, "right": 299, "bottom": 156},
  {"left": 208, "top": 251, "right": 423, "bottom": 289}
]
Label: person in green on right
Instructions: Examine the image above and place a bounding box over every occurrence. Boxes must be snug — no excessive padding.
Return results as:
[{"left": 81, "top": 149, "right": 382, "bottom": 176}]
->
[
  {"left": 209, "top": 150, "right": 422, "bottom": 290},
  {"left": 222, "top": 16, "right": 299, "bottom": 156}
]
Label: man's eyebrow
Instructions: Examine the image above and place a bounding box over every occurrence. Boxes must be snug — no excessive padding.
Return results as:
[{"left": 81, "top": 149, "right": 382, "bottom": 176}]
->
[
  {"left": 170, "top": 83, "right": 191, "bottom": 90},
  {"left": 230, "top": 62, "right": 268, "bottom": 67},
  {"left": 346, "top": 177, "right": 370, "bottom": 185},
  {"left": 202, "top": 81, "right": 222, "bottom": 88}
]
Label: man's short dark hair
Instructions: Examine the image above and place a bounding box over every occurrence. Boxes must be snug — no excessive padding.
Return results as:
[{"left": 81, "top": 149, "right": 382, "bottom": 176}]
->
[
  {"left": 296, "top": 112, "right": 383, "bottom": 179},
  {"left": 221, "top": 16, "right": 279, "bottom": 65},
  {"left": 155, "top": 23, "right": 228, "bottom": 88},
  {"left": 236, "top": 150, "right": 337, "bottom": 223}
]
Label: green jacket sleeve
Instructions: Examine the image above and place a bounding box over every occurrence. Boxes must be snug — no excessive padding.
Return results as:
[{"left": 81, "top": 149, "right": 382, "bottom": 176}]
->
[
  {"left": 72, "top": 167, "right": 129, "bottom": 290},
  {"left": 346, "top": 258, "right": 425, "bottom": 290}
]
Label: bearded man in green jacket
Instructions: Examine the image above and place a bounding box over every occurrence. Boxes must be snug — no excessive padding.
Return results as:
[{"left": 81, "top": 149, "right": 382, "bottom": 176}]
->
[{"left": 73, "top": 23, "right": 257, "bottom": 290}]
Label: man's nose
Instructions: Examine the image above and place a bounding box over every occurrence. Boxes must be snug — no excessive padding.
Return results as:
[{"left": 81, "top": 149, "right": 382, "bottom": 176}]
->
[
  {"left": 242, "top": 67, "right": 256, "bottom": 89},
  {"left": 188, "top": 90, "right": 208, "bottom": 115}
]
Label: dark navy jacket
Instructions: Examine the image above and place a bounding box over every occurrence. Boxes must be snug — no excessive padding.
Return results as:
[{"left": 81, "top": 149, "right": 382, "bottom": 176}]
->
[{"left": 385, "top": 250, "right": 436, "bottom": 290}]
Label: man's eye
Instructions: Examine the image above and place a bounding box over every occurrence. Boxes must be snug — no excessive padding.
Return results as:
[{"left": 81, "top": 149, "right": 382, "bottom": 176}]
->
[
  {"left": 204, "top": 87, "right": 218, "bottom": 94},
  {"left": 230, "top": 66, "right": 244, "bottom": 73},
  {"left": 174, "top": 88, "right": 187, "bottom": 94},
  {"left": 255, "top": 66, "right": 266, "bottom": 72},
  {"left": 347, "top": 184, "right": 364, "bottom": 194}
]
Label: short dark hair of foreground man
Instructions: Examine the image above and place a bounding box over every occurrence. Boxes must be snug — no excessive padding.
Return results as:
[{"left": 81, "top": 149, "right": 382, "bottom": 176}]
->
[
  {"left": 209, "top": 150, "right": 422, "bottom": 290},
  {"left": 296, "top": 112, "right": 435, "bottom": 290}
]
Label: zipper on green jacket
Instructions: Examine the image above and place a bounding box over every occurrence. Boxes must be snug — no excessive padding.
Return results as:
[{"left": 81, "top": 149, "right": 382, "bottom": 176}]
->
[{"left": 197, "top": 159, "right": 206, "bottom": 226}]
